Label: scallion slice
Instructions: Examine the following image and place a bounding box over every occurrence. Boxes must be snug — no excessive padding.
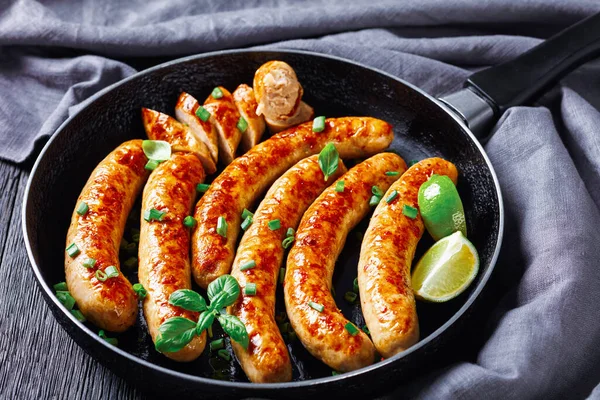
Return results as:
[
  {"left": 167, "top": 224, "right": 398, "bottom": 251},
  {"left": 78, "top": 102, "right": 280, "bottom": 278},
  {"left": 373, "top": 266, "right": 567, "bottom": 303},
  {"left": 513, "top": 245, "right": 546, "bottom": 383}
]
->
[
  {"left": 385, "top": 189, "right": 398, "bottom": 204},
  {"left": 217, "top": 348, "right": 231, "bottom": 361},
  {"left": 409, "top": 160, "right": 419, "bottom": 167},
  {"left": 362, "top": 325, "right": 370, "bottom": 335},
  {"left": 145, "top": 159, "right": 160, "bottom": 171},
  {"left": 286, "top": 227, "right": 295, "bottom": 237},
  {"left": 133, "top": 283, "right": 147, "bottom": 299},
  {"left": 344, "top": 291, "right": 357, "bottom": 304},
  {"left": 105, "top": 266, "right": 119, "bottom": 278},
  {"left": 144, "top": 208, "right": 165, "bottom": 222},
  {"left": 335, "top": 180, "right": 345, "bottom": 193},
  {"left": 95, "top": 269, "right": 108, "bottom": 282},
  {"left": 195, "top": 106, "right": 211, "bottom": 122},
  {"left": 241, "top": 215, "right": 253, "bottom": 231},
  {"left": 402, "top": 204, "right": 418, "bottom": 219},
  {"left": 211, "top": 87, "right": 224, "bottom": 99},
  {"left": 237, "top": 116, "right": 248, "bottom": 133},
  {"left": 308, "top": 301, "right": 324, "bottom": 312},
  {"left": 66, "top": 243, "right": 80, "bottom": 258},
  {"left": 372, "top": 186, "right": 384, "bottom": 197},
  {"left": 344, "top": 322, "right": 360, "bottom": 336},
  {"left": 369, "top": 195, "right": 381, "bottom": 207},
  {"left": 184, "top": 216, "right": 197, "bottom": 228},
  {"left": 53, "top": 282, "right": 68, "bottom": 291},
  {"left": 282, "top": 236, "right": 295, "bottom": 249},
  {"left": 241, "top": 208, "right": 254, "bottom": 220},
  {"left": 210, "top": 338, "right": 225, "bottom": 351},
  {"left": 56, "top": 291, "right": 75, "bottom": 310},
  {"left": 244, "top": 282, "right": 257, "bottom": 296},
  {"left": 217, "top": 216, "right": 227, "bottom": 238},
  {"left": 98, "top": 330, "right": 118, "bottom": 346},
  {"left": 268, "top": 219, "right": 281, "bottom": 230},
  {"left": 196, "top": 183, "right": 210, "bottom": 193},
  {"left": 83, "top": 257, "right": 96, "bottom": 269},
  {"left": 385, "top": 171, "right": 400, "bottom": 176},
  {"left": 278, "top": 268, "right": 285, "bottom": 284},
  {"left": 71, "top": 309, "right": 86, "bottom": 322},
  {"left": 76, "top": 202, "right": 89, "bottom": 216},
  {"left": 353, "top": 277, "right": 359, "bottom": 293},
  {"left": 312, "top": 116, "right": 326, "bottom": 132},
  {"left": 240, "top": 260, "right": 256, "bottom": 271}
]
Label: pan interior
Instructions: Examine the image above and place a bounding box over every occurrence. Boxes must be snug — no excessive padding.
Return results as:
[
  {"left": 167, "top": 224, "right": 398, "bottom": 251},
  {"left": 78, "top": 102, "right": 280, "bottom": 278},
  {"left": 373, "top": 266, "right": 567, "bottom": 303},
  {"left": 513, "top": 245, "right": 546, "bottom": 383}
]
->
[{"left": 24, "top": 51, "right": 500, "bottom": 383}]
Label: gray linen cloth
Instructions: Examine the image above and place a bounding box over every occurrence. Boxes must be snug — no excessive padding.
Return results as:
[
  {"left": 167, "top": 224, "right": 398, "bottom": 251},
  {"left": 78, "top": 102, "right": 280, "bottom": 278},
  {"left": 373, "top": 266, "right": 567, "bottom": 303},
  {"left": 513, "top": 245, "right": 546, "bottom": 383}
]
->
[{"left": 2, "top": 0, "right": 600, "bottom": 398}]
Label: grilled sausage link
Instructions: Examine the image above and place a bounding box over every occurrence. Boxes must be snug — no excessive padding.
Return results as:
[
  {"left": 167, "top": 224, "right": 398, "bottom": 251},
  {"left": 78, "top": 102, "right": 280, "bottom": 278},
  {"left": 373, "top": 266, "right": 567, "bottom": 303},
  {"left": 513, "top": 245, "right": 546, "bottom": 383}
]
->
[
  {"left": 138, "top": 152, "right": 207, "bottom": 361},
  {"left": 203, "top": 86, "right": 242, "bottom": 165},
  {"left": 191, "top": 117, "right": 394, "bottom": 289},
  {"left": 65, "top": 140, "right": 149, "bottom": 332},
  {"left": 358, "top": 157, "right": 458, "bottom": 358},
  {"left": 284, "top": 153, "right": 407, "bottom": 372},
  {"left": 229, "top": 155, "right": 347, "bottom": 383}
]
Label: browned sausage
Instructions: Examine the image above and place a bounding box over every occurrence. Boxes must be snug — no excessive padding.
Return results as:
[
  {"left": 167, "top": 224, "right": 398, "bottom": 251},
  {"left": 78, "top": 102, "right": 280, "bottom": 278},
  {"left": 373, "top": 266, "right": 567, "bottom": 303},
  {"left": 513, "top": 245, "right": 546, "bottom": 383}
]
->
[
  {"left": 138, "top": 152, "right": 207, "bottom": 361},
  {"left": 65, "top": 140, "right": 149, "bottom": 332},
  {"left": 175, "top": 92, "right": 219, "bottom": 163},
  {"left": 253, "top": 61, "right": 303, "bottom": 121},
  {"left": 358, "top": 157, "right": 458, "bottom": 358},
  {"left": 284, "top": 152, "right": 407, "bottom": 371},
  {"left": 232, "top": 84, "right": 266, "bottom": 151},
  {"left": 202, "top": 86, "right": 242, "bottom": 165},
  {"left": 229, "top": 155, "right": 347, "bottom": 382},
  {"left": 191, "top": 117, "right": 394, "bottom": 289}
]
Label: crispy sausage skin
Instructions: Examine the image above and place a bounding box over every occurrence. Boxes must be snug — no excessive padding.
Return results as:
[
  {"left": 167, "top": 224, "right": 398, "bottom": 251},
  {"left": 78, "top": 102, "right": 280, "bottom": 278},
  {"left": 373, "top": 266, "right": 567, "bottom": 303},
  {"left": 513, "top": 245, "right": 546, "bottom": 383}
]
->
[
  {"left": 141, "top": 107, "right": 216, "bottom": 175},
  {"left": 284, "top": 153, "right": 407, "bottom": 371},
  {"left": 229, "top": 155, "right": 347, "bottom": 383},
  {"left": 203, "top": 86, "right": 242, "bottom": 165},
  {"left": 65, "top": 140, "right": 149, "bottom": 332},
  {"left": 175, "top": 92, "right": 219, "bottom": 163},
  {"left": 358, "top": 158, "right": 458, "bottom": 358},
  {"left": 232, "top": 84, "right": 266, "bottom": 152},
  {"left": 191, "top": 117, "right": 394, "bottom": 289},
  {"left": 139, "top": 152, "right": 207, "bottom": 362}
]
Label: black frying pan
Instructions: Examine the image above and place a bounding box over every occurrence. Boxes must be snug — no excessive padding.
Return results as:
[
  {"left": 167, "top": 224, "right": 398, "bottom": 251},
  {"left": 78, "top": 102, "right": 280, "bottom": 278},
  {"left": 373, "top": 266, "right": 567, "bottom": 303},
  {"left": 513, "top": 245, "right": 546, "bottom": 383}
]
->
[{"left": 21, "top": 12, "right": 600, "bottom": 399}]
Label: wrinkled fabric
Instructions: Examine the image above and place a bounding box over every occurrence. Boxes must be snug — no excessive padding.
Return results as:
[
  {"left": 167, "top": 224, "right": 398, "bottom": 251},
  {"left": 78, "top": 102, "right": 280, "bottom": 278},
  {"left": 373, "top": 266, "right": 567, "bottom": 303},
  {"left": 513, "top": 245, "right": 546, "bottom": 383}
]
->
[{"left": 2, "top": 0, "right": 600, "bottom": 398}]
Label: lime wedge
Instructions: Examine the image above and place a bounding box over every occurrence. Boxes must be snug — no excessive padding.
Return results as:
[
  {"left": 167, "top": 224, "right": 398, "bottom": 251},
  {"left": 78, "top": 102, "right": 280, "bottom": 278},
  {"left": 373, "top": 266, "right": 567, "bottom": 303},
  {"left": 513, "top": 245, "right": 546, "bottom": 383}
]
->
[
  {"left": 418, "top": 174, "right": 466, "bottom": 241},
  {"left": 411, "top": 231, "right": 479, "bottom": 302}
]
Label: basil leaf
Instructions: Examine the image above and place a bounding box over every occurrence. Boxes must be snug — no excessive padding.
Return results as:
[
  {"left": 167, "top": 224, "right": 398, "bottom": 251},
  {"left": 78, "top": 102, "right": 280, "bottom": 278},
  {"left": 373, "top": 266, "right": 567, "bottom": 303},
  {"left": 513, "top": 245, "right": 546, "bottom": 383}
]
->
[
  {"left": 56, "top": 291, "right": 75, "bottom": 310},
  {"left": 169, "top": 289, "right": 207, "bottom": 312},
  {"left": 207, "top": 275, "right": 240, "bottom": 308},
  {"left": 218, "top": 313, "right": 249, "bottom": 350},
  {"left": 208, "top": 291, "right": 229, "bottom": 312},
  {"left": 142, "top": 140, "right": 171, "bottom": 162},
  {"left": 318, "top": 143, "right": 339, "bottom": 181},
  {"left": 196, "top": 310, "right": 216, "bottom": 335},
  {"left": 155, "top": 317, "right": 197, "bottom": 353}
]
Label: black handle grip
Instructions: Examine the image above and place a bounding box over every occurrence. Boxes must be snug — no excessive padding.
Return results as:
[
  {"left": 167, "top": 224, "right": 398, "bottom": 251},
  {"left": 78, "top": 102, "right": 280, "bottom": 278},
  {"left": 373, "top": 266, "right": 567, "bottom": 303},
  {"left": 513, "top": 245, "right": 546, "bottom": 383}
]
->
[{"left": 467, "top": 12, "right": 600, "bottom": 116}]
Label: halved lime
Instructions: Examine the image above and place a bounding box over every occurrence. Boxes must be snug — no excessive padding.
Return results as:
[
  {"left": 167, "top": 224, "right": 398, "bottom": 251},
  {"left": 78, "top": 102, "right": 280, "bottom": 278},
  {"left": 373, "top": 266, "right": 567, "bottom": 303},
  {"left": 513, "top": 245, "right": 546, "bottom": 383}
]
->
[
  {"left": 418, "top": 174, "right": 466, "bottom": 241},
  {"left": 411, "top": 231, "right": 479, "bottom": 302}
]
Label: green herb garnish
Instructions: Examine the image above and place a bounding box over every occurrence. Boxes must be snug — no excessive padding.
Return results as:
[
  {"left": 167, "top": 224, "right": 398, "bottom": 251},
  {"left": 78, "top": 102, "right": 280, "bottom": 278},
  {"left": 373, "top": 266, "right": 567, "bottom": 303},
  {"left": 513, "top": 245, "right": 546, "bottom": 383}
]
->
[
  {"left": 142, "top": 140, "right": 171, "bottom": 162},
  {"left": 318, "top": 143, "right": 339, "bottom": 181}
]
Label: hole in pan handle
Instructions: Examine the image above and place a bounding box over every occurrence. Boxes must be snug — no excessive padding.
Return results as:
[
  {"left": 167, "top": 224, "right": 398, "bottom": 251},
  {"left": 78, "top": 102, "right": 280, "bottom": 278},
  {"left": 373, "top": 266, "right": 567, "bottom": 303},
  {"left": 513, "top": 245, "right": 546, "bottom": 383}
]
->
[{"left": 439, "top": 11, "right": 600, "bottom": 142}]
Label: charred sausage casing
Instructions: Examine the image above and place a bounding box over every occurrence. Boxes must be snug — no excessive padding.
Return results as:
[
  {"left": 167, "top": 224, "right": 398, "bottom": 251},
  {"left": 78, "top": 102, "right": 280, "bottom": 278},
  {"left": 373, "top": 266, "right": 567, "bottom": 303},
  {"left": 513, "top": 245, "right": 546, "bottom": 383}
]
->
[
  {"left": 358, "top": 157, "right": 458, "bottom": 358},
  {"left": 65, "top": 140, "right": 149, "bottom": 332},
  {"left": 284, "top": 152, "right": 407, "bottom": 372}
]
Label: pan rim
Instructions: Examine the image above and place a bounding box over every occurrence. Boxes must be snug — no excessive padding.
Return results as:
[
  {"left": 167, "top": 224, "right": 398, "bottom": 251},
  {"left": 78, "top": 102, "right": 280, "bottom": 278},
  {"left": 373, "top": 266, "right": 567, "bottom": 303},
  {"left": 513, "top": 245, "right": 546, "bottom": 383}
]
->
[{"left": 21, "top": 48, "right": 504, "bottom": 390}]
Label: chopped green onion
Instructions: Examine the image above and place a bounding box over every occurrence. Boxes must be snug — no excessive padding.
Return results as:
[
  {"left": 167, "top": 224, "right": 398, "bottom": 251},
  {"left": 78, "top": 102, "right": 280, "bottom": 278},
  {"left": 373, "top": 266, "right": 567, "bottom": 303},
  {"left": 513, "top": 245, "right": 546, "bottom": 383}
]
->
[
  {"left": 124, "top": 257, "right": 138, "bottom": 269},
  {"left": 344, "top": 291, "right": 357, "bottom": 304},
  {"left": 241, "top": 208, "right": 254, "bottom": 220},
  {"left": 240, "top": 260, "right": 256, "bottom": 271},
  {"left": 95, "top": 270, "right": 108, "bottom": 282},
  {"left": 244, "top": 283, "right": 257, "bottom": 296},
  {"left": 83, "top": 258, "right": 96, "bottom": 269},
  {"left": 217, "top": 348, "right": 231, "bottom": 361},
  {"left": 332, "top": 371, "right": 340, "bottom": 376},
  {"left": 385, "top": 171, "right": 400, "bottom": 176},
  {"left": 237, "top": 116, "right": 248, "bottom": 133},
  {"left": 196, "top": 183, "right": 210, "bottom": 193},
  {"left": 145, "top": 159, "right": 161, "bottom": 171},
  {"left": 353, "top": 278, "right": 359, "bottom": 293},
  {"left": 133, "top": 283, "right": 147, "bottom": 299},
  {"left": 98, "top": 330, "right": 118, "bottom": 346},
  {"left": 76, "top": 202, "right": 89, "bottom": 216},
  {"left": 66, "top": 243, "right": 80, "bottom": 258},
  {"left": 53, "top": 282, "right": 68, "bottom": 291},
  {"left": 184, "top": 216, "right": 197, "bottom": 228},
  {"left": 345, "top": 322, "right": 360, "bottom": 336},
  {"left": 312, "top": 116, "right": 326, "bottom": 132},
  {"left": 335, "top": 180, "right": 345, "bottom": 193},
  {"left": 131, "top": 233, "right": 140, "bottom": 243},
  {"left": 217, "top": 216, "right": 227, "bottom": 238},
  {"left": 268, "top": 219, "right": 281, "bottom": 230},
  {"left": 402, "top": 204, "right": 418, "bottom": 219},
  {"left": 144, "top": 208, "right": 165, "bottom": 222},
  {"left": 196, "top": 106, "right": 211, "bottom": 122},
  {"left": 105, "top": 266, "right": 119, "bottom": 279},
  {"left": 372, "top": 186, "right": 384, "bottom": 197},
  {"left": 71, "top": 309, "right": 86, "bottom": 322},
  {"left": 211, "top": 87, "right": 224, "bottom": 99},
  {"left": 286, "top": 227, "right": 295, "bottom": 237},
  {"left": 210, "top": 338, "right": 225, "bottom": 351},
  {"left": 369, "top": 195, "right": 381, "bottom": 206},
  {"left": 409, "top": 160, "right": 419, "bottom": 167},
  {"left": 56, "top": 291, "right": 75, "bottom": 310},
  {"left": 385, "top": 189, "right": 398, "bottom": 204},
  {"left": 279, "top": 268, "right": 285, "bottom": 284},
  {"left": 124, "top": 242, "right": 137, "bottom": 255},
  {"left": 362, "top": 325, "right": 370, "bottom": 335},
  {"left": 308, "top": 301, "right": 324, "bottom": 312},
  {"left": 241, "top": 216, "right": 253, "bottom": 231},
  {"left": 282, "top": 236, "right": 295, "bottom": 249}
]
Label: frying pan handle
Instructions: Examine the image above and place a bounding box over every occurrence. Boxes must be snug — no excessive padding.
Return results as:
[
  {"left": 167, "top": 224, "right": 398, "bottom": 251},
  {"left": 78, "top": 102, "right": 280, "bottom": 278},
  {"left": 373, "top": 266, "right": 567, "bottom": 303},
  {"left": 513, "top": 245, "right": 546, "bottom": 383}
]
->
[{"left": 439, "top": 11, "right": 600, "bottom": 141}]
